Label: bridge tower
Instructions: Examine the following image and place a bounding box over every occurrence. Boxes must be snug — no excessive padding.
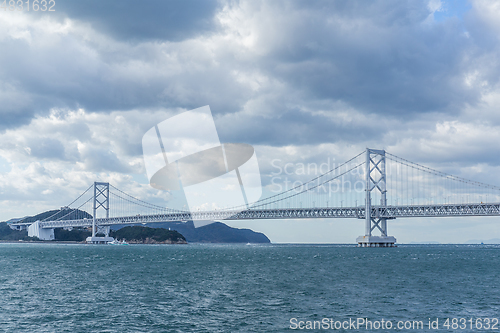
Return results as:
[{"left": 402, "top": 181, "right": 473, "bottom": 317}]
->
[
  {"left": 86, "top": 182, "right": 113, "bottom": 244},
  {"left": 356, "top": 148, "right": 397, "bottom": 247}
]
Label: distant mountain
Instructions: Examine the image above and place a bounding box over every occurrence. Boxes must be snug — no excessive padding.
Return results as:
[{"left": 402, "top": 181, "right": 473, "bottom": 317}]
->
[
  {"left": 111, "top": 221, "right": 271, "bottom": 243},
  {"left": 4, "top": 217, "right": 26, "bottom": 224},
  {"left": 464, "top": 238, "right": 500, "bottom": 244},
  {"left": 408, "top": 241, "right": 441, "bottom": 244}
]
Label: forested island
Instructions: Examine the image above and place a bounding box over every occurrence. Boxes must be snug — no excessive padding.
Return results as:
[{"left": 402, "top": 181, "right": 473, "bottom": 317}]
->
[{"left": 111, "top": 226, "right": 186, "bottom": 244}]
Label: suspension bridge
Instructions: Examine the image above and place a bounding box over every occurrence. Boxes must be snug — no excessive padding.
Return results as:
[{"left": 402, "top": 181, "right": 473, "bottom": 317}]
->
[{"left": 11, "top": 149, "right": 500, "bottom": 246}]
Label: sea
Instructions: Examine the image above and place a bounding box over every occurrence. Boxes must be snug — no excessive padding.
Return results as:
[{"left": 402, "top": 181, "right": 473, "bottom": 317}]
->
[{"left": 0, "top": 243, "right": 499, "bottom": 332}]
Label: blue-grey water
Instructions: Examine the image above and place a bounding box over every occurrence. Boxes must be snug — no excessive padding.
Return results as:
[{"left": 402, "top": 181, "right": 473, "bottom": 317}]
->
[{"left": 1, "top": 243, "right": 499, "bottom": 332}]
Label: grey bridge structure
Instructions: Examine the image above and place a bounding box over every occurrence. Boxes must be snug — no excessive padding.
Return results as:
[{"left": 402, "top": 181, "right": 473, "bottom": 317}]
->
[{"left": 12, "top": 149, "right": 500, "bottom": 246}]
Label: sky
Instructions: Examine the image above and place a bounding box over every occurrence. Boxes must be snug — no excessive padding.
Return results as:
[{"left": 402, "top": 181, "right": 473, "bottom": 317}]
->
[{"left": 1, "top": 0, "right": 500, "bottom": 243}]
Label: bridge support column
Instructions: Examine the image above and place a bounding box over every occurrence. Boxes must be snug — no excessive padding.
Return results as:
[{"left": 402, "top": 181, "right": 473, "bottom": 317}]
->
[
  {"left": 87, "top": 182, "right": 113, "bottom": 244},
  {"left": 357, "top": 148, "right": 396, "bottom": 247}
]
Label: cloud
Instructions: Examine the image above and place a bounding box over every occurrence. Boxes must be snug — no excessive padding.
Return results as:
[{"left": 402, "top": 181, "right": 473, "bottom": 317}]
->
[
  {"left": 1, "top": 1, "right": 500, "bottom": 242},
  {"left": 1, "top": 0, "right": 496, "bottom": 131},
  {"left": 53, "top": 0, "right": 221, "bottom": 42},
  {"left": 0, "top": 107, "right": 184, "bottom": 217},
  {"left": 238, "top": 1, "right": 476, "bottom": 116}
]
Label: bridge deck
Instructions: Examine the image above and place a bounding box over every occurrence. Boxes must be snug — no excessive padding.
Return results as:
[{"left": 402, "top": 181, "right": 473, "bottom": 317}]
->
[{"left": 11, "top": 202, "right": 500, "bottom": 229}]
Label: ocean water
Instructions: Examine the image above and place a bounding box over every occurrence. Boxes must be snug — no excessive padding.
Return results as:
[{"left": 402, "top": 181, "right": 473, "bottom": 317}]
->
[{"left": 0, "top": 243, "right": 499, "bottom": 332}]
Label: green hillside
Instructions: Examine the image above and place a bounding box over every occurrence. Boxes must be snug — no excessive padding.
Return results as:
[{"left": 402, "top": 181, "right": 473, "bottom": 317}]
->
[
  {"left": 1, "top": 209, "right": 94, "bottom": 241},
  {"left": 0, "top": 222, "right": 34, "bottom": 241},
  {"left": 20, "top": 209, "right": 92, "bottom": 223}
]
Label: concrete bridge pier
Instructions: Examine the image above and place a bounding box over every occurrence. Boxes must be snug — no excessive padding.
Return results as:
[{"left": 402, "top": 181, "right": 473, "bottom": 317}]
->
[
  {"left": 27, "top": 221, "right": 55, "bottom": 241},
  {"left": 356, "top": 235, "right": 397, "bottom": 247}
]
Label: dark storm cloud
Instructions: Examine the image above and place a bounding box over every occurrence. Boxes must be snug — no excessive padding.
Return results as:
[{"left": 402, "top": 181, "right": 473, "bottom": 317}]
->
[
  {"left": 0, "top": 81, "right": 37, "bottom": 130},
  {"left": 251, "top": 0, "right": 478, "bottom": 117},
  {"left": 27, "top": 137, "right": 66, "bottom": 160},
  {"left": 0, "top": 1, "right": 222, "bottom": 130},
  {"left": 0, "top": 35, "right": 152, "bottom": 113},
  {"left": 1, "top": 0, "right": 499, "bottom": 155},
  {"left": 215, "top": 107, "right": 386, "bottom": 146},
  {"left": 54, "top": 0, "right": 221, "bottom": 42},
  {"left": 0, "top": 108, "right": 36, "bottom": 131},
  {"left": 80, "top": 147, "right": 132, "bottom": 173}
]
